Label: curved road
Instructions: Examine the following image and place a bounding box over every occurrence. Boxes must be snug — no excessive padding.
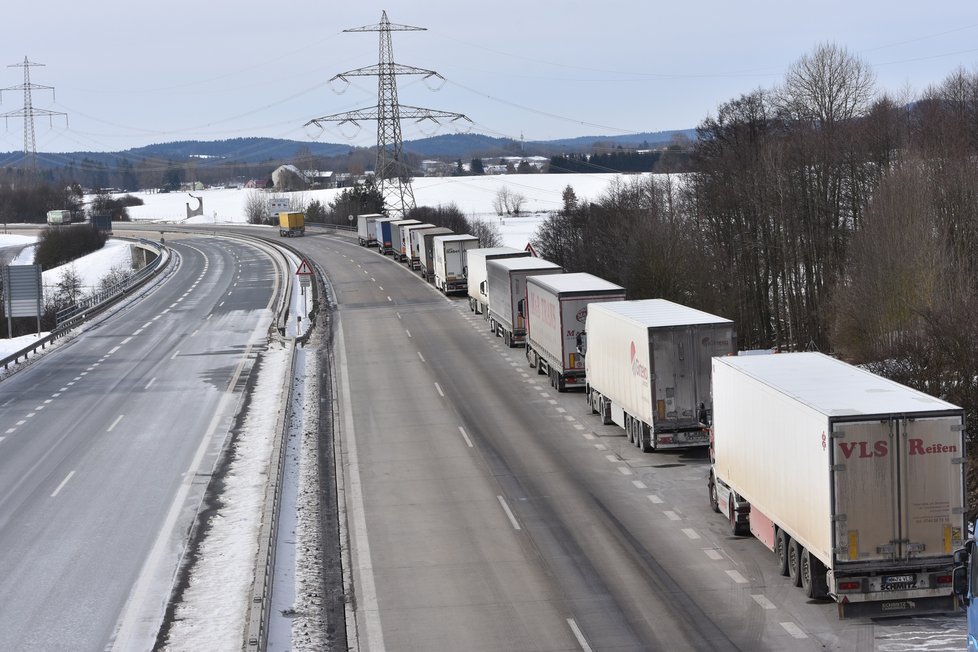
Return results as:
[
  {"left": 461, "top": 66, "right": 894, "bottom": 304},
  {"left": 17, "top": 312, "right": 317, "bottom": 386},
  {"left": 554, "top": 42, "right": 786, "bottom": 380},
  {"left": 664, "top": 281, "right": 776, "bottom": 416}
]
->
[{"left": 0, "top": 234, "right": 279, "bottom": 650}]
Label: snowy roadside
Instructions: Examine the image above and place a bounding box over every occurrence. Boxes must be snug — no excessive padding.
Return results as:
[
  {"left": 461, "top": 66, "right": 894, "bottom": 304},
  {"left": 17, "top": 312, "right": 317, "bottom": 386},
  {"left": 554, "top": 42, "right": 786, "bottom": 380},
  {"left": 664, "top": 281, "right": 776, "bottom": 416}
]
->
[{"left": 160, "top": 339, "right": 290, "bottom": 650}]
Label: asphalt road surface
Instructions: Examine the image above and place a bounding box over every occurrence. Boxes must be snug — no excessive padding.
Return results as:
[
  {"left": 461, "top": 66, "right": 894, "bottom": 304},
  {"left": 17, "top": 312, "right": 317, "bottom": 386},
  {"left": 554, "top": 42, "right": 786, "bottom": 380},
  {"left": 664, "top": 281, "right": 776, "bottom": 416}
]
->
[
  {"left": 289, "top": 229, "right": 966, "bottom": 652},
  {"left": 0, "top": 234, "right": 278, "bottom": 650}
]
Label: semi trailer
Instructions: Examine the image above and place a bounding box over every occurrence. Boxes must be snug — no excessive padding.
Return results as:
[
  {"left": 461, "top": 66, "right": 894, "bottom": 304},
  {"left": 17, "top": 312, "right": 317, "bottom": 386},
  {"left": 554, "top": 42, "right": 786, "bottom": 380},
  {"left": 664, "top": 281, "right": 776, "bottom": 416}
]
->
[
  {"left": 711, "top": 352, "right": 966, "bottom": 619},
  {"left": 486, "top": 257, "right": 562, "bottom": 347}
]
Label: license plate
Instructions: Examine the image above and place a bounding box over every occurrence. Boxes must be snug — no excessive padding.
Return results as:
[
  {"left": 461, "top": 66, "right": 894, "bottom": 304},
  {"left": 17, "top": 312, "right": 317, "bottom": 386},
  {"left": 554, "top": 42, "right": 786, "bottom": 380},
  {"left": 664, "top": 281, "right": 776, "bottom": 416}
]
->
[{"left": 882, "top": 575, "right": 915, "bottom": 589}]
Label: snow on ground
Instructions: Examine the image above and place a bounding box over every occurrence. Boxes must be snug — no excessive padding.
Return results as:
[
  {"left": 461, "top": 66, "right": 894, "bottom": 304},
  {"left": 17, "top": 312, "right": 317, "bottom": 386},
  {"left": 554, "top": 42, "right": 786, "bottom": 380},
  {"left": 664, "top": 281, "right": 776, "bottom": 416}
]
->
[
  {"left": 124, "top": 173, "right": 627, "bottom": 224},
  {"left": 0, "top": 236, "right": 134, "bottom": 359},
  {"left": 0, "top": 173, "right": 634, "bottom": 646},
  {"left": 162, "top": 340, "right": 290, "bottom": 651}
]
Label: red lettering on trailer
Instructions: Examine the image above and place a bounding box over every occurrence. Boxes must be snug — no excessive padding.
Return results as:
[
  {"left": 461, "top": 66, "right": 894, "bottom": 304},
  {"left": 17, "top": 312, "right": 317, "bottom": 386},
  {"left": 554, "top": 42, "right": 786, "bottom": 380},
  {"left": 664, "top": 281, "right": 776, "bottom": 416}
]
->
[
  {"left": 630, "top": 341, "right": 649, "bottom": 380},
  {"left": 908, "top": 439, "right": 957, "bottom": 455},
  {"left": 838, "top": 438, "right": 956, "bottom": 458},
  {"left": 839, "top": 441, "right": 889, "bottom": 458}
]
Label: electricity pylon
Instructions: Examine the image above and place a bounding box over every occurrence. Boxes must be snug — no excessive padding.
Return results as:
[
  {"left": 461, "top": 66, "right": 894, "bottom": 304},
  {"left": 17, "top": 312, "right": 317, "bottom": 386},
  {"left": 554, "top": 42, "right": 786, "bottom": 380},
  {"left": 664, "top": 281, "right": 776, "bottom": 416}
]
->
[
  {"left": 0, "top": 57, "right": 68, "bottom": 174},
  {"left": 306, "top": 11, "right": 472, "bottom": 218}
]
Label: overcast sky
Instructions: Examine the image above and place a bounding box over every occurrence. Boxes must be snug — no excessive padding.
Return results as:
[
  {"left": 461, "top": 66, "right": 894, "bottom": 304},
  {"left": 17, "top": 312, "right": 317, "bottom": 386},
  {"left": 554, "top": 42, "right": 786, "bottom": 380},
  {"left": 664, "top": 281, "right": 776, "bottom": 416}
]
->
[{"left": 1, "top": 2, "right": 976, "bottom": 155}]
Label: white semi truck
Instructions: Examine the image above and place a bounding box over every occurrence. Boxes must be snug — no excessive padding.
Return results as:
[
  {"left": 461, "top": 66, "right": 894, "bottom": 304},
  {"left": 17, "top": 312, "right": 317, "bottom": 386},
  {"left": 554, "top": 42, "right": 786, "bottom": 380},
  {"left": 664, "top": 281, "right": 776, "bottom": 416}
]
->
[
  {"left": 413, "top": 227, "right": 453, "bottom": 277},
  {"left": 465, "top": 247, "right": 529, "bottom": 315},
  {"left": 709, "top": 352, "right": 966, "bottom": 618},
  {"left": 398, "top": 223, "right": 435, "bottom": 262},
  {"left": 432, "top": 234, "right": 480, "bottom": 294},
  {"left": 525, "top": 273, "right": 626, "bottom": 392},
  {"left": 581, "top": 299, "right": 736, "bottom": 451},
  {"left": 486, "top": 257, "right": 562, "bottom": 347},
  {"left": 358, "top": 213, "right": 385, "bottom": 247}
]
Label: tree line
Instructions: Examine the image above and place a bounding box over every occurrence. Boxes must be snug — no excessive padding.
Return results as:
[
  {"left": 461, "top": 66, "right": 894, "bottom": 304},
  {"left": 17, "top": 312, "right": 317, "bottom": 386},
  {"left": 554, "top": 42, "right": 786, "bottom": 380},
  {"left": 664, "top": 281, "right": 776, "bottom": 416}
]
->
[{"left": 533, "top": 43, "right": 978, "bottom": 470}]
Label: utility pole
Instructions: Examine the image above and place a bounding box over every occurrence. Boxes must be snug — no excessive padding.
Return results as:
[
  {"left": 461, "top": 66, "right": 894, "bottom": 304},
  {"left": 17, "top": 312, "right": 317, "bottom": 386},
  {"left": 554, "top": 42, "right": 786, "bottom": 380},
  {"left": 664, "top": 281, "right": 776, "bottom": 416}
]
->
[
  {"left": 306, "top": 11, "right": 471, "bottom": 218},
  {"left": 0, "top": 57, "right": 68, "bottom": 175}
]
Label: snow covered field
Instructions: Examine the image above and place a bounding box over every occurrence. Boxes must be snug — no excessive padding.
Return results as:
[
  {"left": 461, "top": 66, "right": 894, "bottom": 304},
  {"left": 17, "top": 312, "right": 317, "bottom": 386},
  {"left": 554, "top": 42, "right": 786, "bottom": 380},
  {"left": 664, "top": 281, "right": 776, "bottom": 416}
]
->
[{"left": 1, "top": 172, "right": 631, "bottom": 360}]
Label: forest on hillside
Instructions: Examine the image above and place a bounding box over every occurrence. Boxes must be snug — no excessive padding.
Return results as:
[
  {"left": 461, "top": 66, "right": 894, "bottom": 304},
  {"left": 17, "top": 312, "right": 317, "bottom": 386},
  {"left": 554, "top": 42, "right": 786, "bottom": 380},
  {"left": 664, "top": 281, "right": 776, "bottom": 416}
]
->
[{"left": 533, "top": 44, "right": 978, "bottom": 506}]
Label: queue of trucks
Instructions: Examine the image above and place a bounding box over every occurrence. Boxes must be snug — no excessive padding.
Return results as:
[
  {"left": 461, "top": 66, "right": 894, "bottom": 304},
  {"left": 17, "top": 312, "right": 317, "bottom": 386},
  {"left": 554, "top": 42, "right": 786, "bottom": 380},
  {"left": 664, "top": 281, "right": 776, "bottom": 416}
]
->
[{"left": 350, "top": 211, "right": 968, "bottom": 621}]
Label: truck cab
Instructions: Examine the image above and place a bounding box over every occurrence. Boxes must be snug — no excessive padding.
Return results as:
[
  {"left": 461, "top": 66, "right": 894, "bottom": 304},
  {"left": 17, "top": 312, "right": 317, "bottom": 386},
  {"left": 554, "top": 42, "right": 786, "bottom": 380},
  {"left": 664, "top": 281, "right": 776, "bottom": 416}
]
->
[{"left": 953, "top": 523, "right": 978, "bottom": 651}]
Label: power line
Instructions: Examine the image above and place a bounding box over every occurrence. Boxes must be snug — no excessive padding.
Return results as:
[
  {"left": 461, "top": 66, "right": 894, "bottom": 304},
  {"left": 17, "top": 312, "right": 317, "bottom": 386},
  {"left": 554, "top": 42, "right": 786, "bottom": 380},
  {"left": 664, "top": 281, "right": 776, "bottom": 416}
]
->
[
  {"left": 0, "top": 57, "right": 67, "bottom": 174},
  {"left": 305, "top": 11, "right": 472, "bottom": 218}
]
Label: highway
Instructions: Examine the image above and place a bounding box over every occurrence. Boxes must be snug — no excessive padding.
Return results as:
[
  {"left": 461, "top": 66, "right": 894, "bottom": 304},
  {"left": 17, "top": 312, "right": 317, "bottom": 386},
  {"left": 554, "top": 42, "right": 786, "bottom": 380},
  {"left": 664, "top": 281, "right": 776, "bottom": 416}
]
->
[
  {"left": 0, "top": 233, "right": 279, "bottom": 650},
  {"left": 289, "top": 229, "right": 966, "bottom": 652}
]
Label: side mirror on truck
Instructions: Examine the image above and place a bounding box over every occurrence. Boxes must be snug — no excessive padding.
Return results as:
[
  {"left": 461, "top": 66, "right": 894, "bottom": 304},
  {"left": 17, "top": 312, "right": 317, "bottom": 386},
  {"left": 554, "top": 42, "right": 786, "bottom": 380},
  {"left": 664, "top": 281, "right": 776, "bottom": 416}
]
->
[
  {"left": 953, "top": 541, "right": 975, "bottom": 605},
  {"left": 576, "top": 331, "right": 587, "bottom": 356}
]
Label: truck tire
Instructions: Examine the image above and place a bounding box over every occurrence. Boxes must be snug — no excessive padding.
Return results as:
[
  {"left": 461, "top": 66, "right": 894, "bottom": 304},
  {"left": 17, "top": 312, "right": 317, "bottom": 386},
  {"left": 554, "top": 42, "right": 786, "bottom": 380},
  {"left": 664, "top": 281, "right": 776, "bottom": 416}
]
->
[
  {"left": 787, "top": 538, "right": 803, "bottom": 587},
  {"left": 729, "top": 495, "right": 749, "bottom": 537},
  {"left": 801, "top": 549, "right": 828, "bottom": 599},
  {"left": 556, "top": 374, "right": 567, "bottom": 393},
  {"left": 775, "top": 529, "right": 790, "bottom": 576},
  {"left": 638, "top": 426, "right": 651, "bottom": 453},
  {"left": 600, "top": 397, "right": 613, "bottom": 426},
  {"left": 708, "top": 472, "right": 721, "bottom": 513}
]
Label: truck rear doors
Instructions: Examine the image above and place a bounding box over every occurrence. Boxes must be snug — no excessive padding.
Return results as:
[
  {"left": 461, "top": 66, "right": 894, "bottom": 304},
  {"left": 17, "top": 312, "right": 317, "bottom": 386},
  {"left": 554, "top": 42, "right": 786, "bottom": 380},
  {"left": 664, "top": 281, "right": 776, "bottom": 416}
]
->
[{"left": 832, "top": 416, "right": 965, "bottom": 565}]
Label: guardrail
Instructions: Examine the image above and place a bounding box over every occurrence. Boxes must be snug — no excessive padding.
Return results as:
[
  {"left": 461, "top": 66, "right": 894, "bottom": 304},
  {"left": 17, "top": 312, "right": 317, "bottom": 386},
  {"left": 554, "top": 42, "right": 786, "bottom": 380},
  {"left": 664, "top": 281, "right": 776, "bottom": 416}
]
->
[
  {"left": 1, "top": 239, "right": 170, "bottom": 374},
  {"left": 244, "top": 242, "right": 321, "bottom": 651}
]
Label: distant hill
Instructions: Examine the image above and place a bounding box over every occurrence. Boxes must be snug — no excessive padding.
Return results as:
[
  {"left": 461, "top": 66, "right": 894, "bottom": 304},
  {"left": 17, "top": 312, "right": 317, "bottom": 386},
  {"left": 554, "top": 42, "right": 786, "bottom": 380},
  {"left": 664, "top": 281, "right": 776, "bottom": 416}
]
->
[{"left": 0, "top": 129, "right": 696, "bottom": 169}]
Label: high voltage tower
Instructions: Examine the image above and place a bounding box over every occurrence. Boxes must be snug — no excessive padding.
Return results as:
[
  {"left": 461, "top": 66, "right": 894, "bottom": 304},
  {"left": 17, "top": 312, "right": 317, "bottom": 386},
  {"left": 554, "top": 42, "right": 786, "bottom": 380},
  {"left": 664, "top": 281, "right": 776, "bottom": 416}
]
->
[
  {"left": 0, "top": 57, "right": 67, "bottom": 174},
  {"left": 306, "top": 11, "right": 472, "bottom": 218}
]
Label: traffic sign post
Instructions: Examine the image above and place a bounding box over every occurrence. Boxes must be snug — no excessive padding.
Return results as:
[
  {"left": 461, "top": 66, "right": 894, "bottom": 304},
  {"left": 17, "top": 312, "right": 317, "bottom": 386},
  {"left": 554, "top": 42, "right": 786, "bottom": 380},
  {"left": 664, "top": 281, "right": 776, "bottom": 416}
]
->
[{"left": 295, "top": 260, "right": 313, "bottom": 330}]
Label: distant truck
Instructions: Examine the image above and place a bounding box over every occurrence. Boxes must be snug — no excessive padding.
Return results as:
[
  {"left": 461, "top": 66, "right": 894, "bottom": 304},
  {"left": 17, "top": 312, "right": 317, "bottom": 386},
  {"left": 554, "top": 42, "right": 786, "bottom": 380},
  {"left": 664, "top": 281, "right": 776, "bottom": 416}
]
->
[
  {"left": 432, "top": 234, "right": 481, "bottom": 294},
  {"left": 398, "top": 223, "right": 435, "bottom": 262},
  {"left": 466, "top": 247, "right": 530, "bottom": 315},
  {"left": 278, "top": 212, "right": 305, "bottom": 237},
  {"left": 92, "top": 214, "right": 113, "bottom": 234},
  {"left": 582, "top": 299, "right": 735, "bottom": 451},
  {"left": 711, "top": 352, "right": 966, "bottom": 619},
  {"left": 357, "top": 213, "right": 385, "bottom": 247},
  {"left": 46, "top": 210, "right": 72, "bottom": 225},
  {"left": 375, "top": 217, "right": 402, "bottom": 255},
  {"left": 416, "top": 227, "right": 454, "bottom": 279},
  {"left": 525, "top": 273, "right": 625, "bottom": 392},
  {"left": 368, "top": 217, "right": 398, "bottom": 248},
  {"left": 388, "top": 219, "right": 421, "bottom": 257},
  {"left": 486, "top": 257, "right": 562, "bottom": 347},
  {"left": 268, "top": 197, "right": 291, "bottom": 221}
]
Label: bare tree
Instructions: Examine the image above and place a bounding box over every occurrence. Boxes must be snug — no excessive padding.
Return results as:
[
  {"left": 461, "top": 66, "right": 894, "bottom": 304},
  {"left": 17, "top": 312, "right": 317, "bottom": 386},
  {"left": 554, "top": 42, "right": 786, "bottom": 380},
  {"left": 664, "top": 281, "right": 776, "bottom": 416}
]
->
[
  {"left": 774, "top": 42, "right": 876, "bottom": 126},
  {"left": 492, "top": 187, "right": 527, "bottom": 216},
  {"left": 244, "top": 191, "right": 267, "bottom": 225}
]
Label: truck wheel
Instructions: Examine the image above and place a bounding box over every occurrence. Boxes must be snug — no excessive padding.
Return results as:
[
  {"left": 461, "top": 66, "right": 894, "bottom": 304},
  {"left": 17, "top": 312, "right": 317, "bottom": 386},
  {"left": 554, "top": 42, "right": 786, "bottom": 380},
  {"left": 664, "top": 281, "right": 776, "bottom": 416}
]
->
[
  {"left": 787, "top": 538, "right": 802, "bottom": 587},
  {"left": 639, "top": 426, "right": 651, "bottom": 453},
  {"left": 801, "top": 549, "right": 828, "bottom": 599},
  {"left": 775, "top": 529, "right": 790, "bottom": 576},
  {"left": 600, "top": 398, "right": 613, "bottom": 426},
  {"left": 556, "top": 375, "right": 567, "bottom": 393},
  {"left": 729, "top": 495, "right": 749, "bottom": 537},
  {"left": 708, "top": 473, "right": 721, "bottom": 513}
]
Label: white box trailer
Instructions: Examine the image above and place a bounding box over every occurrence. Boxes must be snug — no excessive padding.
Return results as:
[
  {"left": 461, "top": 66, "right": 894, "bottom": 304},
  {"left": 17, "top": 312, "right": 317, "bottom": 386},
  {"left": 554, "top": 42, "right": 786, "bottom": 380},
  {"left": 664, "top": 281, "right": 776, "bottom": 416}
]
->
[
  {"left": 709, "top": 352, "right": 966, "bottom": 618},
  {"left": 583, "top": 299, "right": 736, "bottom": 451},
  {"left": 486, "top": 257, "right": 562, "bottom": 347},
  {"left": 525, "top": 273, "right": 626, "bottom": 392},
  {"left": 413, "top": 227, "right": 453, "bottom": 277},
  {"left": 433, "top": 234, "right": 480, "bottom": 294},
  {"left": 466, "top": 247, "right": 530, "bottom": 315},
  {"left": 357, "top": 213, "right": 385, "bottom": 246},
  {"left": 398, "top": 223, "right": 434, "bottom": 262}
]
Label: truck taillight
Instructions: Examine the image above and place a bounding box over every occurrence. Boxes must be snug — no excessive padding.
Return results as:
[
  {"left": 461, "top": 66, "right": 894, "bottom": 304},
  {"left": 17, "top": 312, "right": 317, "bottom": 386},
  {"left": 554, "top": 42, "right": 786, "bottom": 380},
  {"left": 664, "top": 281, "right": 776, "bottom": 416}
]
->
[
  {"left": 838, "top": 581, "right": 861, "bottom": 591},
  {"left": 936, "top": 574, "right": 953, "bottom": 586}
]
